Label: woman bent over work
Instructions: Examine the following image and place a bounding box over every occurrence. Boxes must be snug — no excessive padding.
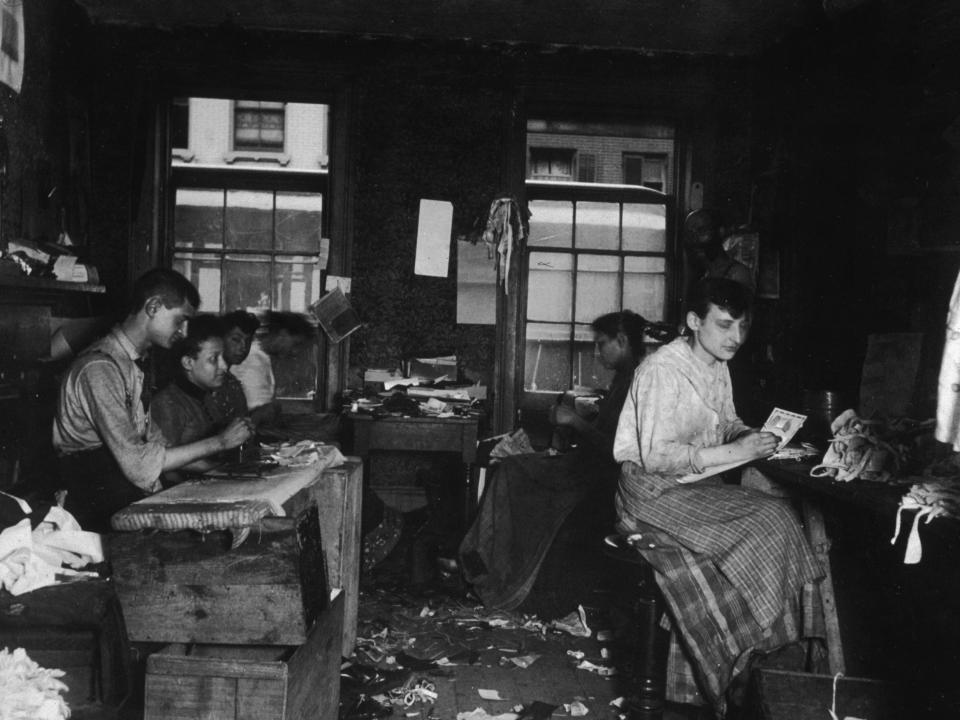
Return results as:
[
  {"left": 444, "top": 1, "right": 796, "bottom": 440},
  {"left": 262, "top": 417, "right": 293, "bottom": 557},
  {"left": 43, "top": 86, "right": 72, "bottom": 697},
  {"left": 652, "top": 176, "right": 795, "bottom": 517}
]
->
[{"left": 460, "top": 310, "right": 647, "bottom": 611}]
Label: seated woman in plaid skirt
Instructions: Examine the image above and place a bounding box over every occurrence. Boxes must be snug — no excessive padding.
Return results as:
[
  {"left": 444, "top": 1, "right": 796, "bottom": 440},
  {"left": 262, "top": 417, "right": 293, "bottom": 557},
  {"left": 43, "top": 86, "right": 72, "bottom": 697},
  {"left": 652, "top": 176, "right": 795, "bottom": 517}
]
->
[{"left": 612, "top": 277, "right": 823, "bottom": 716}]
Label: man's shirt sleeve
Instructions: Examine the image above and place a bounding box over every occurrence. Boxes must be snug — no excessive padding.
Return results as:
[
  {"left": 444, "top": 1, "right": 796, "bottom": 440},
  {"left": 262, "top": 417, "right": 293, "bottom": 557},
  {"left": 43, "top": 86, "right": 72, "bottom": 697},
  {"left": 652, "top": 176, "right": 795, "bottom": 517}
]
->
[{"left": 77, "top": 360, "right": 164, "bottom": 493}]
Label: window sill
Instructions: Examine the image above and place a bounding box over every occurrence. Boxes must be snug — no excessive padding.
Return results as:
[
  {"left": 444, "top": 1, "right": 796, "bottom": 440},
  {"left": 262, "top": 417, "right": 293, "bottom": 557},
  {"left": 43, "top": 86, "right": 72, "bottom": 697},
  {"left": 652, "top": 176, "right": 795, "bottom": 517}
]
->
[
  {"left": 224, "top": 151, "right": 291, "bottom": 166},
  {"left": 172, "top": 148, "right": 195, "bottom": 162}
]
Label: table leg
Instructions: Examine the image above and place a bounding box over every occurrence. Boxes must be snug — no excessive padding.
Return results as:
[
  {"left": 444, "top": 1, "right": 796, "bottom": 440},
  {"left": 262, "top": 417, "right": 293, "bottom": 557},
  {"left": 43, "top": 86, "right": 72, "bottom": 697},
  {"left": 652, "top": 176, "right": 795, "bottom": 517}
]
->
[{"left": 801, "top": 498, "right": 846, "bottom": 675}]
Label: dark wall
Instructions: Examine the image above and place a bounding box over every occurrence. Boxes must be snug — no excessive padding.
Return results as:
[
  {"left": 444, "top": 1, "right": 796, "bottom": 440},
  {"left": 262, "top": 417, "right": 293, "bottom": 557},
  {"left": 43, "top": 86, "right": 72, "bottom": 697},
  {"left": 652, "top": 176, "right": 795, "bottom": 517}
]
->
[
  {"left": 348, "top": 48, "right": 507, "bottom": 384},
  {"left": 57, "top": 29, "right": 757, "bottom": 399},
  {"left": 746, "top": 1, "right": 960, "bottom": 419},
  {"left": 0, "top": 0, "right": 89, "bottom": 252},
  {"left": 16, "top": 2, "right": 959, "bottom": 425}
]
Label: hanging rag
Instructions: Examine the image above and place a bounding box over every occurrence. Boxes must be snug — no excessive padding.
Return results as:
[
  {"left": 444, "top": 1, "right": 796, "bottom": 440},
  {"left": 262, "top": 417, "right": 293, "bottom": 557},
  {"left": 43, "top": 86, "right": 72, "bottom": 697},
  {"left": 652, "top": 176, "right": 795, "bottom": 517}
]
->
[{"left": 481, "top": 198, "right": 528, "bottom": 295}]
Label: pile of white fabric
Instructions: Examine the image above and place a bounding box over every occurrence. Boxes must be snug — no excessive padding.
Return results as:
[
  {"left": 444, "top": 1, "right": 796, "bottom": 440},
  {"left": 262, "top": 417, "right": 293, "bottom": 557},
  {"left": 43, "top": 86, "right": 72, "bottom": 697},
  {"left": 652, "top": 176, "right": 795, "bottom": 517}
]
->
[
  {"left": 809, "top": 409, "right": 899, "bottom": 482},
  {"left": 0, "top": 493, "right": 103, "bottom": 596},
  {"left": 0, "top": 647, "right": 70, "bottom": 720},
  {"left": 891, "top": 478, "right": 960, "bottom": 564}
]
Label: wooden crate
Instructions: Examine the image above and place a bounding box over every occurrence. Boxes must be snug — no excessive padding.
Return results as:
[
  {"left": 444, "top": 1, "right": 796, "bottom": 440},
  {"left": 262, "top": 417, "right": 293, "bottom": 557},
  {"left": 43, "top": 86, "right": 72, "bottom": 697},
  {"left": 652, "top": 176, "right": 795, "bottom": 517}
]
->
[
  {"left": 0, "top": 580, "right": 133, "bottom": 715},
  {"left": 288, "top": 458, "right": 362, "bottom": 656},
  {"left": 144, "top": 589, "right": 343, "bottom": 720},
  {"left": 108, "top": 506, "right": 327, "bottom": 646},
  {"left": 744, "top": 669, "right": 895, "bottom": 720}
]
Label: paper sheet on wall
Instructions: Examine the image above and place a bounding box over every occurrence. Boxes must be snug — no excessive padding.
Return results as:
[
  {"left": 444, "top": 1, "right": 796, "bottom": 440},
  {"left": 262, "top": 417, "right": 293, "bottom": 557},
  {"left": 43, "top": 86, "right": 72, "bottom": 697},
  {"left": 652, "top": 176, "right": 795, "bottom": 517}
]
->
[{"left": 415, "top": 199, "right": 453, "bottom": 277}]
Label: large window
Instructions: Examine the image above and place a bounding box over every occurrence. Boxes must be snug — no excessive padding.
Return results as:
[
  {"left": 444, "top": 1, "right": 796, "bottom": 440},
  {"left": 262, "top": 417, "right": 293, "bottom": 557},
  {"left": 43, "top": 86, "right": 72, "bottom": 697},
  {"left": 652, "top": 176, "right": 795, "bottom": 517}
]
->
[
  {"left": 169, "top": 97, "right": 330, "bottom": 400},
  {"left": 521, "top": 120, "right": 676, "bottom": 437}
]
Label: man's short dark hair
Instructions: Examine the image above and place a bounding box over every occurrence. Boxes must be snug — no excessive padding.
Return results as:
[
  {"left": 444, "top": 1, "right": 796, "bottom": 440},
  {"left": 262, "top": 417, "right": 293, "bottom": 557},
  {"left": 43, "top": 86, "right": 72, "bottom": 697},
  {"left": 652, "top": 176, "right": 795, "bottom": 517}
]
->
[
  {"left": 129, "top": 268, "right": 200, "bottom": 315},
  {"left": 221, "top": 310, "right": 260, "bottom": 336},
  {"left": 688, "top": 277, "right": 752, "bottom": 319}
]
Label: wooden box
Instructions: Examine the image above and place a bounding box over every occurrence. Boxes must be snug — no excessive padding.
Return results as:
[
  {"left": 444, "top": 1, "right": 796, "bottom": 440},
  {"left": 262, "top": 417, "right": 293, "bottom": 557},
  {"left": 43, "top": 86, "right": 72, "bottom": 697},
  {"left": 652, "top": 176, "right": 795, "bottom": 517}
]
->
[
  {"left": 744, "top": 669, "right": 895, "bottom": 720},
  {"left": 288, "top": 458, "right": 362, "bottom": 656},
  {"left": 144, "top": 589, "right": 343, "bottom": 720},
  {"left": 0, "top": 581, "right": 133, "bottom": 715},
  {"left": 108, "top": 506, "right": 327, "bottom": 646}
]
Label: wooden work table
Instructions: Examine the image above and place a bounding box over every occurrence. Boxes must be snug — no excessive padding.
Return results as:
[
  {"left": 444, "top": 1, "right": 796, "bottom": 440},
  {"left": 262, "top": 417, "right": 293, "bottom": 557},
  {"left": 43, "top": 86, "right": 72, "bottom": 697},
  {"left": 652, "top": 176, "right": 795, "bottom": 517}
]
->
[
  {"left": 107, "top": 456, "right": 363, "bottom": 656},
  {"left": 747, "top": 459, "right": 960, "bottom": 717},
  {"left": 343, "top": 411, "right": 481, "bottom": 518},
  {"left": 343, "top": 411, "right": 479, "bottom": 464}
]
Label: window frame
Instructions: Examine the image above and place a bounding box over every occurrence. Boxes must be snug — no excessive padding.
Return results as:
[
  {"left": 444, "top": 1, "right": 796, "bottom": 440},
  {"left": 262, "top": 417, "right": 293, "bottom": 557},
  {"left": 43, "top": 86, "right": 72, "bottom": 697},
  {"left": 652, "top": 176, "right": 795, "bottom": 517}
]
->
[{"left": 522, "top": 180, "right": 675, "bottom": 396}]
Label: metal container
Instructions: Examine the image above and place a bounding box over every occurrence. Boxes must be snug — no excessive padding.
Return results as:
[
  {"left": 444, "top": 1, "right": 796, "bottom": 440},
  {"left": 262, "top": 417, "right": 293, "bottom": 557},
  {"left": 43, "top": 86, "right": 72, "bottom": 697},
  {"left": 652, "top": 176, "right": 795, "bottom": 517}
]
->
[{"left": 801, "top": 389, "right": 846, "bottom": 446}]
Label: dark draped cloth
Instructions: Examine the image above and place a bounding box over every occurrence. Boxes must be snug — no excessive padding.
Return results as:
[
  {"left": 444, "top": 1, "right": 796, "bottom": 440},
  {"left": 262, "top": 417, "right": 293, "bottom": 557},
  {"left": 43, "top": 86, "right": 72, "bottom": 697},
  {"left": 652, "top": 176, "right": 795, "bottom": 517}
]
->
[{"left": 459, "top": 369, "right": 633, "bottom": 611}]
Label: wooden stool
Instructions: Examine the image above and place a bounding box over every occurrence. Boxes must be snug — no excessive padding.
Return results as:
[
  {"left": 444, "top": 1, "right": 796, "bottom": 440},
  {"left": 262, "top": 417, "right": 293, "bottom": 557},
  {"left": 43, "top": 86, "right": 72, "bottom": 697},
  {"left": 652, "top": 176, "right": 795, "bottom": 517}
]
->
[{"left": 603, "top": 534, "right": 670, "bottom": 720}]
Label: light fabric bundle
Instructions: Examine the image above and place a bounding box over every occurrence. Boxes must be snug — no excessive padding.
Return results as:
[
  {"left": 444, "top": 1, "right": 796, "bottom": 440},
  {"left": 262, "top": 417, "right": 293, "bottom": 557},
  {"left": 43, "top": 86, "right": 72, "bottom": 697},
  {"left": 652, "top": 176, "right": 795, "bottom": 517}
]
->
[
  {"left": 0, "top": 647, "right": 70, "bottom": 720},
  {"left": 891, "top": 478, "right": 960, "bottom": 564},
  {"left": 809, "top": 409, "right": 897, "bottom": 482},
  {"left": 0, "top": 493, "right": 103, "bottom": 596}
]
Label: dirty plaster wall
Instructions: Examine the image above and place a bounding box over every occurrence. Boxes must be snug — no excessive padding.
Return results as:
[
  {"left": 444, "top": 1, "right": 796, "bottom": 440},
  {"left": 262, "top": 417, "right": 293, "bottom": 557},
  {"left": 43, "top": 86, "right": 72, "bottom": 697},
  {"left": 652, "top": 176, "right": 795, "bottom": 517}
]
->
[
  {"left": 348, "top": 48, "right": 506, "bottom": 386},
  {"left": 0, "top": 0, "right": 88, "bottom": 254},
  {"left": 751, "top": 1, "right": 960, "bottom": 418},
  {"left": 51, "top": 23, "right": 758, "bottom": 400}
]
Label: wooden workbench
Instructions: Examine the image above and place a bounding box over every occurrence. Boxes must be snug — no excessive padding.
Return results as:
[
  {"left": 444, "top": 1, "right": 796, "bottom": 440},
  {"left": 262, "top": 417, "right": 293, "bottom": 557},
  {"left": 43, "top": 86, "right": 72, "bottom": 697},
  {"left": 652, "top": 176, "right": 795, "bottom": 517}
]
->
[
  {"left": 107, "top": 457, "right": 363, "bottom": 655},
  {"left": 746, "top": 459, "right": 960, "bottom": 716}
]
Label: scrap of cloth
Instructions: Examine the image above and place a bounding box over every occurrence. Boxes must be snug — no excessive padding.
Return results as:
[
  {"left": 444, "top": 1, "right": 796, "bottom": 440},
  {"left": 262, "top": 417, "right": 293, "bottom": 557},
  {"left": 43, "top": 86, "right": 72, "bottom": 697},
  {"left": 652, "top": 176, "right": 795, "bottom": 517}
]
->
[{"left": 936, "top": 267, "right": 960, "bottom": 450}]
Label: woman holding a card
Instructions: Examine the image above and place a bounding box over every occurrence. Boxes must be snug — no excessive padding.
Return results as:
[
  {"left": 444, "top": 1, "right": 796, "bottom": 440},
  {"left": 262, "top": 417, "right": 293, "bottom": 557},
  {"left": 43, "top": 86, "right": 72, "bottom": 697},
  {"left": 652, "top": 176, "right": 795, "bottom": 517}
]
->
[{"left": 612, "top": 278, "right": 822, "bottom": 716}]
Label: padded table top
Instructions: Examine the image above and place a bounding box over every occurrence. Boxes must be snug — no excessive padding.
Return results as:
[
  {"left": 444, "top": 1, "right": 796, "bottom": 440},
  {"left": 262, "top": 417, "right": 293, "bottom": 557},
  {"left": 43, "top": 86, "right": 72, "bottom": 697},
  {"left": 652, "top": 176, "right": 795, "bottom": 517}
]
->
[{"left": 111, "top": 445, "right": 346, "bottom": 533}]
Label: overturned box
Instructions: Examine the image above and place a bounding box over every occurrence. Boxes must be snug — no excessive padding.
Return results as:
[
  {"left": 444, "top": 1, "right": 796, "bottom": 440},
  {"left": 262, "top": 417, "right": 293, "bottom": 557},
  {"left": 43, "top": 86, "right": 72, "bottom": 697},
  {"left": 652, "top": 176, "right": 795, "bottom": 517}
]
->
[
  {"left": 107, "top": 507, "right": 327, "bottom": 646},
  {"left": 745, "top": 669, "right": 895, "bottom": 720},
  {"left": 143, "top": 589, "right": 343, "bottom": 720}
]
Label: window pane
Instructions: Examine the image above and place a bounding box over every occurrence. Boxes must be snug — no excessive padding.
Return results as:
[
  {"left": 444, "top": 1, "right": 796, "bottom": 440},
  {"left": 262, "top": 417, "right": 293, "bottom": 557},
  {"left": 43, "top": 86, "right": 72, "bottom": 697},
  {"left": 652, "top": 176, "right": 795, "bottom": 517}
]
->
[
  {"left": 572, "top": 323, "right": 614, "bottom": 390},
  {"left": 575, "top": 201, "right": 619, "bottom": 250},
  {"left": 527, "top": 252, "right": 573, "bottom": 322},
  {"left": 273, "top": 338, "right": 318, "bottom": 400},
  {"left": 171, "top": 97, "right": 189, "bottom": 149},
  {"left": 274, "top": 256, "right": 322, "bottom": 313},
  {"left": 528, "top": 200, "right": 573, "bottom": 248},
  {"left": 225, "top": 190, "right": 273, "bottom": 250},
  {"left": 622, "top": 203, "right": 666, "bottom": 252},
  {"left": 275, "top": 192, "right": 323, "bottom": 253},
  {"left": 235, "top": 101, "right": 285, "bottom": 151},
  {"left": 624, "top": 255, "right": 667, "bottom": 321},
  {"left": 524, "top": 322, "right": 571, "bottom": 393},
  {"left": 223, "top": 254, "right": 272, "bottom": 312},
  {"left": 172, "top": 253, "right": 221, "bottom": 312},
  {"left": 575, "top": 254, "right": 620, "bottom": 323},
  {"left": 174, "top": 189, "right": 224, "bottom": 250}
]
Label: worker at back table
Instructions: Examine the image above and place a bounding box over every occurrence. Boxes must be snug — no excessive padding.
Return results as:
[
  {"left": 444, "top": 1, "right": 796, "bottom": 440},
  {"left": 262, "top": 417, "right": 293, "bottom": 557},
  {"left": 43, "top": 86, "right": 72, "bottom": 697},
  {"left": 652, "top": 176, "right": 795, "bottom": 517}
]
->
[
  {"left": 52, "top": 268, "right": 254, "bottom": 532},
  {"left": 229, "top": 310, "right": 316, "bottom": 427}
]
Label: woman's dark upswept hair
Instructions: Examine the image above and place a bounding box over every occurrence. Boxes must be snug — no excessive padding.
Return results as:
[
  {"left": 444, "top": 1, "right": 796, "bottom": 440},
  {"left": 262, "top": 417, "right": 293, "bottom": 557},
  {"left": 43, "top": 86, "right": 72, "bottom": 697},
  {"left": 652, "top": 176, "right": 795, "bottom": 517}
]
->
[
  {"left": 688, "top": 277, "right": 752, "bottom": 319},
  {"left": 591, "top": 310, "right": 647, "bottom": 361}
]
